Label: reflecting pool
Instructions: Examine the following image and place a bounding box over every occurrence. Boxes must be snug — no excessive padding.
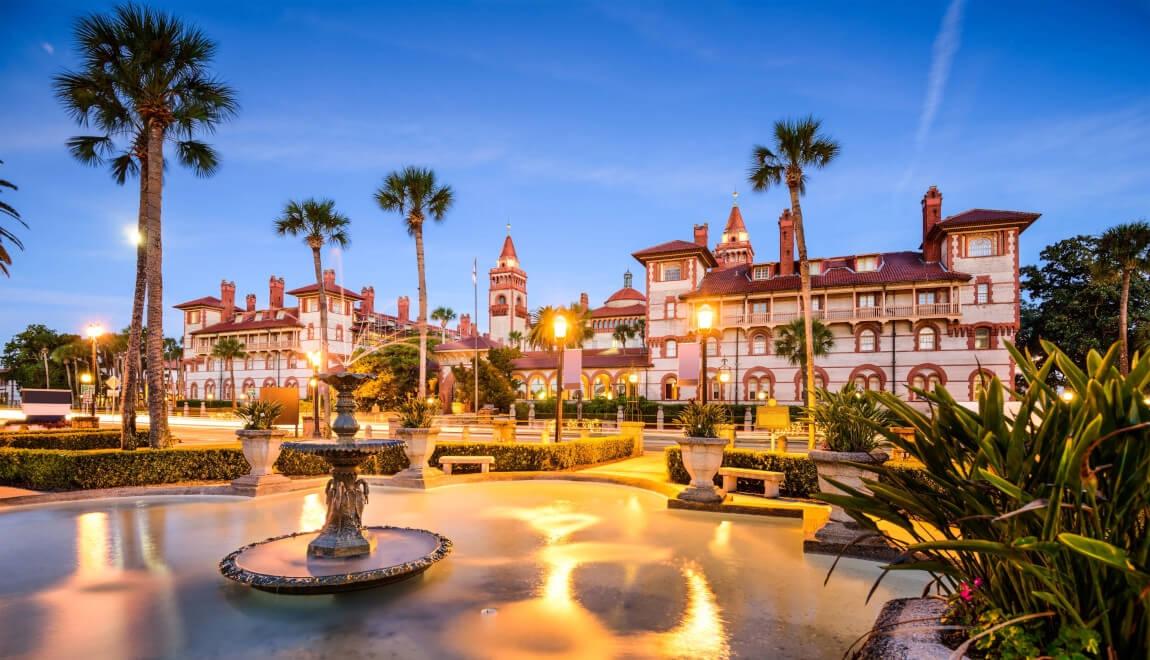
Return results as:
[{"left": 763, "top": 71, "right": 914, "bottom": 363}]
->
[{"left": 0, "top": 481, "right": 925, "bottom": 659}]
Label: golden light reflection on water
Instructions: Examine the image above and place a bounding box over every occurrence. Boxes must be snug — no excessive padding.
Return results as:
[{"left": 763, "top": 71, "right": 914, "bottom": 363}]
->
[
  {"left": 300, "top": 492, "right": 325, "bottom": 531},
  {"left": 661, "top": 563, "right": 730, "bottom": 659},
  {"left": 76, "top": 511, "right": 109, "bottom": 577}
]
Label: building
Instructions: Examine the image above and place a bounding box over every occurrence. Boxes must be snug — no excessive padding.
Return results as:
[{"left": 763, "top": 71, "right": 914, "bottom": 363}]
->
[
  {"left": 439, "top": 186, "right": 1038, "bottom": 405},
  {"left": 175, "top": 271, "right": 462, "bottom": 400}
]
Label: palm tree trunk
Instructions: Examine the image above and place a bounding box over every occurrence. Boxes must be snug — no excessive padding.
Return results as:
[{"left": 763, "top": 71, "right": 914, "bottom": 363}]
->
[
  {"left": 144, "top": 121, "right": 170, "bottom": 447},
  {"left": 122, "top": 158, "right": 147, "bottom": 448},
  {"left": 788, "top": 182, "right": 817, "bottom": 448},
  {"left": 229, "top": 360, "right": 236, "bottom": 409},
  {"left": 1120, "top": 269, "right": 1131, "bottom": 374},
  {"left": 64, "top": 361, "right": 73, "bottom": 397},
  {"left": 312, "top": 245, "right": 330, "bottom": 436},
  {"left": 414, "top": 221, "right": 429, "bottom": 399}
]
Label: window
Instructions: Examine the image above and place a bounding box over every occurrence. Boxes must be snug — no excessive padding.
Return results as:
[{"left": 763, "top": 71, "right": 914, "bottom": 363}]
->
[
  {"left": 705, "top": 337, "right": 718, "bottom": 356},
  {"left": 748, "top": 376, "right": 772, "bottom": 400},
  {"left": 665, "top": 340, "right": 678, "bottom": 358},
  {"left": 661, "top": 263, "right": 683, "bottom": 281},
  {"left": 857, "top": 293, "right": 877, "bottom": 308},
  {"left": 307, "top": 324, "right": 315, "bottom": 340},
  {"left": 187, "top": 310, "right": 200, "bottom": 324},
  {"left": 975, "top": 283, "right": 990, "bottom": 305},
  {"left": 917, "top": 327, "right": 937, "bottom": 350},
  {"left": 664, "top": 378, "right": 679, "bottom": 400},
  {"left": 969, "top": 237, "right": 994, "bottom": 257},
  {"left": 859, "top": 329, "right": 877, "bottom": 352},
  {"left": 853, "top": 374, "right": 882, "bottom": 391},
  {"left": 664, "top": 299, "right": 677, "bottom": 319},
  {"left": 809, "top": 261, "right": 822, "bottom": 275},
  {"left": 856, "top": 256, "right": 878, "bottom": 272},
  {"left": 752, "top": 266, "right": 770, "bottom": 280},
  {"left": 972, "top": 372, "right": 993, "bottom": 399},
  {"left": 917, "top": 291, "right": 936, "bottom": 305},
  {"left": 909, "top": 371, "right": 943, "bottom": 400},
  {"left": 751, "top": 333, "right": 768, "bottom": 355},
  {"left": 335, "top": 325, "right": 344, "bottom": 342},
  {"left": 497, "top": 294, "right": 507, "bottom": 305},
  {"left": 974, "top": 327, "right": 991, "bottom": 349},
  {"left": 750, "top": 301, "right": 768, "bottom": 316},
  {"left": 811, "top": 296, "right": 823, "bottom": 311}
]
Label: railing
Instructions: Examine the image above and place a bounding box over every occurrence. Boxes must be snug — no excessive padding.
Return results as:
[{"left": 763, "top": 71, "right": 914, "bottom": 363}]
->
[{"left": 725, "top": 302, "right": 960, "bottom": 325}]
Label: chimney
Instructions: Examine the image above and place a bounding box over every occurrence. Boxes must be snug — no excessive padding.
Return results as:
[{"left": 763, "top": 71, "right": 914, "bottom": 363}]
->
[
  {"left": 693, "top": 222, "right": 709, "bottom": 247},
  {"left": 459, "top": 313, "right": 471, "bottom": 337},
  {"left": 322, "top": 269, "right": 336, "bottom": 290},
  {"left": 397, "top": 296, "right": 410, "bottom": 324},
  {"left": 579, "top": 292, "right": 589, "bottom": 311},
  {"left": 245, "top": 293, "right": 256, "bottom": 312},
  {"left": 922, "top": 186, "right": 943, "bottom": 262},
  {"left": 778, "top": 209, "right": 795, "bottom": 276},
  {"left": 269, "top": 276, "right": 284, "bottom": 309},
  {"left": 360, "top": 286, "right": 375, "bottom": 315},
  {"left": 220, "top": 280, "right": 236, "bottom": 319}
]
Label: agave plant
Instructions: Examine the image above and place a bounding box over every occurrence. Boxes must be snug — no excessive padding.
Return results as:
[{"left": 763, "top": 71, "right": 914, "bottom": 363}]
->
[
  {"left": 808, "top": 383, "right": 894, "bottom": 453},
  {"left": 821, "top": 341, "right": 1150, "bottom": 659},
  {"left": 397, "top": 395, "right": 438, "bottom": 429},
  {"left": 675, "top": 401, "right": 729, "bottom": 438},
  {"left": 234, "top": 400, "right": 283, "bottom": 430}
]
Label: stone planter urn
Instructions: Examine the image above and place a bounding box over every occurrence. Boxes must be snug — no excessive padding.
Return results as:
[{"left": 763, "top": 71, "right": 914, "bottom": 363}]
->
[
  {"left": 392, "top": 427, "right": 443, "bottom": 488},
  {"left": 232, "top": 428, "right": 290, "bottom": 495},
  {"left": 675, "top": 437, "right": 728, "bottom": 504},
  {"left": 620, "top": 421, "right": 646, "bottom": 455},
  {"left": 809, "top": 449, "right": 889, "bottom": 523}
]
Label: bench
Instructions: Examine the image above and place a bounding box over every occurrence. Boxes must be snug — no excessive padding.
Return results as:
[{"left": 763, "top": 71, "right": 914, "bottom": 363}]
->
[
  {"left": 719, "top": 467, "right": 784, "bottom": 498},
  {"left": 439, "top": 455, "right": 495, "bottom": 475}
]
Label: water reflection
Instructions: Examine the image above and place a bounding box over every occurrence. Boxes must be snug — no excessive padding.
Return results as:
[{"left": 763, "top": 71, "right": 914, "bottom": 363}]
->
[
  {"left": 662, "top": 563, "right": 729, "bottom": 659},
  {"left": 299, "top": 493, "right": 325, "bottom": 531}
]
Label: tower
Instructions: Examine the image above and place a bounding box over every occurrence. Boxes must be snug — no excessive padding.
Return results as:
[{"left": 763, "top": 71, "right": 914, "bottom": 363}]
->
[
  {"left": 489, "top": 225, "right": 527, "bottom": 343},
  {"left": 713, "top": 191, "right": 755, "bottom": 268}
]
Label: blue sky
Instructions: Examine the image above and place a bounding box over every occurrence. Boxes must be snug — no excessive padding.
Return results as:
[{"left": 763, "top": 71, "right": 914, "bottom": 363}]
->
[{"left": 2, "top": 1, "right": 1149, "bottom": 343}]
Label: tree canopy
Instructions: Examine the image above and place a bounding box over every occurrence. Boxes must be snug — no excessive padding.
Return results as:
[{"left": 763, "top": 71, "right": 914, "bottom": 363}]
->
[{"left": 1, "top": 324, "right": 80, "bottom": 389}]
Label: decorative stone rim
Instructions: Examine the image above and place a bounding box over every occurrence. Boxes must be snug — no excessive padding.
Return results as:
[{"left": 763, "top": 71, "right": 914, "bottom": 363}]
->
[
  {"left": 394, "top": 427, "right": 441, "bottom": 438},
  {"left": 281, "top": 439, "right": 403, "bottom": 453},
  {"left": 219, "top": 525, "right": 453, "bottom": 595},
  {"left": 235, "top": 429, "right": 288, "bottom": 439},
  {"left": 808, "top": 449, "right": 890, "bottom": 464},
  {"left": 676, "top": 436, "right": 729, "bottom": 446}
]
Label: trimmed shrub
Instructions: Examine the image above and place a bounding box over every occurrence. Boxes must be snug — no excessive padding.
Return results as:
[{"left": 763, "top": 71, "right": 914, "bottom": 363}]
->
[
  {"left": 0, "top": 430, "right": 146, "bottom": 450},
  {"left": 516, "top": 400, "right": 805, "bottom": 424},
  {"left": 430, "top": 435, "right": 635, "bottom": 474},
  {"left": 664, "top": 446, "right": 820, "bottom": 498},
  {"left": 0, "top": 447, "right": 250, "bottom": 490},
  {"left": 275, "top": 445, "right": 409, "bottom": 477}
]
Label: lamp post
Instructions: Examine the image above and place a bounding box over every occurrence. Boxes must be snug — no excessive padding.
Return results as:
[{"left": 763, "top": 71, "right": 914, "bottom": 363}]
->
[
  {"left": 40, "top": 347, "right": 49, "bottom": 388},
  {"left": 553, "top": 312, "right": 568, "bottom": 442},
  {"left": 696, "top": 304, "right": 714, "bottom": 403},
  {"left": 86, "top": 323, "right": 104, "bottom": 416},
  {"left": 308, "top": 350, "right": 322, "bottom": 438},
  {"left": 718, "top": 358, "right": 731, "bottom": 402}
]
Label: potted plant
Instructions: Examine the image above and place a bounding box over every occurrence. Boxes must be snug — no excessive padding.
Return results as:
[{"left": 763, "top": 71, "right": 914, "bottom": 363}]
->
[
  {"left": 232, "top": 399, "right": 289, "bottom": 494},
  {"left": 807, "top": 383, "right": 893, "bottom": 524},
  {"left": 674, "top": 401, "right": 731, "bottom": 503},
  {"left": 392, "top": 395, "right": 442, "bottom": 486}
]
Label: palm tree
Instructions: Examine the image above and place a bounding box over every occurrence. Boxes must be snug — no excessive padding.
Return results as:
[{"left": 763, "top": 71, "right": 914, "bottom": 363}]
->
[
  {"left": 613, "top": 322, "right": 636, "bottom": 350},
  {"left": 431, "top": 306, "right": 456, "bottom": 340},
  {"left": 528, "top": 304, "right": 593, "bottom": 351},
  {"left": 773, "top": 318, "right": 834, "bottom": 403},
  {"left": 748, "top": 116, "right": 840, "bottom": 441},
  {"left": 164, "top": 337, "right": 184, "bottom": 399},
  {"left": 275, "top": 198, "right": 351, "bottom": 427},
  {"left": 507, "top": 330, "right": 524, "bottom": 350},
  {"left": 375, "top": 167, "right": 455, "bottom": 399},
  {"left": 211, "top": 338, "right": 246, "bottom": 409},
  {"left": 53, "top": 5, "right": 238, "bottom": 447},
  {"left": 0, "top": 160, "right": 26, "bottom": 277},
  {"left": 51, "top": 341, "right": 90, "bottom": 396},
  {"left": 1093, "top": 221, "right": 1150, "bottom": 373}
]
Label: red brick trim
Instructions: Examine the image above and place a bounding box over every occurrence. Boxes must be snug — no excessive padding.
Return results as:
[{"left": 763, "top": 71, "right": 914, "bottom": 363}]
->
[
  {"left": 660, "top": 372, "right": 680, "bottom": 400},
  {"left": 854, "top": 322, "right": 882, "bottom": 352},
  {"left": 906, "top": 363, "right": 947, "bottom": 400},
  {"left": 973, "top": 275, "right": 993, "bottom": 305},
  {"left": 848, "top": 363, "right": 887, "bottom": 391},
  {"left": 912, "top": 321, "right": 943, "bottom": 351},
  {"left": 966, "top": 323, "right": 999, "bottom": 350},
  {"left": 742, "top": 367, "right": 776, "bottom": 398},
  {"left": 748, "top": 329, "right": 772, "bottom": 355},
  {"left": 968, "top": 368, "right": 996, "bottom": 400},
  {"left": 793, "top": 367, "right": 830, "bottom": 399}
]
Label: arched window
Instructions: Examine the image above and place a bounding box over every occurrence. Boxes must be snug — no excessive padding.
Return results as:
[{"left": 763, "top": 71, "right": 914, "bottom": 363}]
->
[
  {"left": 189, "top": 382, "right": 199, "bottom": 399},
  {"left": 497, "top": 294, "right": 507, "bottom": 305},
  {"left": 748, "top": 376, "right": 773, "bottom": 400},
  {"left": 665, "top": 340, "right": 678, "bottom": 359},
  {"left": 971, "top": 370, "right": 994, "bottom": 400},
  {"left": 592, "top": 373, "right": 611, "bottom": 398},
  {"left": 908, "top": 367, "right": 944, "bottom": 401},
  {"left": 969, "top": 237, "right": 994, "bottom": 257},
  {"left": 335, "top": 325, "right": 344, "bottom": 342},
  {"left": 663, "top": 377, "right": 679, "bottom": 400},
  {"left": 750, "top": 333, "right": 768, "bottom": 355},
  {"left": 974, "top": 327, "right": 991, "bottom": 350},
  {"left": 528, "top": 375, "right": 545, "bottom": 398},
  {"left": 307, "top": 324, "right": 315, "bottom": 340},
  {"left": 917, "top": 327, "right": 938, "bottom": 351},
  {"left": 859, "top": 329, "right": 877, "bottom": 352},
  {"left": 205, "top": 380, "right": 216, "bottom": 399}
]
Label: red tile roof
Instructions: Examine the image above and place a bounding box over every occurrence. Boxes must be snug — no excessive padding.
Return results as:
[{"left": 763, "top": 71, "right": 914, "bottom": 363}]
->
[
  {"left": 604, "top": 286, "right": 646, "bottom": 304},
  {"left": 926, "top": 208, "right": 1041, "bottom": 241},
  {"left": 683, "top": 251, "right": 970, "bottom": 298},
  {"left": 632, "top": 240, "right": 718, "bottom": 267},
  {"left": 724, "top": 204, "right": 747, "bottom": 235},
  {"left": 434, "top": 336, "right": 502, "bottom": 352},
  {"left": 590, "top": 303, "right": 646, "bottom": 319},
  {"left": 190, "top": 308, "right": 303, "bottom": 335},
  {"left": 285, "top": 283, "right": 364, "bottom": 300},
  {"left": 499, "top": 234, "right": 519, "bottom": 261},
  {"left": 173, "top": 296, "right": 242, "bottom": 311},
  {"left": 511, "top": 347, "right": 651, "bottom": 371}
]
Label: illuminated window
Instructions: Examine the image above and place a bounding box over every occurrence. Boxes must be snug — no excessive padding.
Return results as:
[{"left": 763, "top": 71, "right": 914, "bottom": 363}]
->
[
  {"left": 752, "top": 266, "right": 770, "bottom": 280},
  {"left": 809, "top": 261, "right": 822, "bottom": 275},
  {"left": 665, "top": 340, "right": 678, "bottom": 358},
  {"left": 857, "top": 293, "right": 877, "bottom": 308},
  {"left": 859, "top": 329, "right": 877, "bottom": 352},
  {"left": 969, "top": 237, "right": 994, "bottom": 257},
  {"left": 974, "top": 327, "right": 991, "bottom": 349},
  {"left": 664, "top": 378, "right": 679, "bottom": 400},
  {"left": 918, "top": 327, "right": 937, "bottom": 350},
  {"left": 856, "top": 256, "right": 878, "bottom": 272}
]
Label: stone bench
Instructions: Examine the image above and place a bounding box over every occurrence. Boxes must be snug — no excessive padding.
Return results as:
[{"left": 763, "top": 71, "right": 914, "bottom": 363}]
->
[
  {"left": 719, "top": 467, "right": 784, "bottom": 498},
  {"left": 439, "top": 455, "right": 495, "bottom": 475}
]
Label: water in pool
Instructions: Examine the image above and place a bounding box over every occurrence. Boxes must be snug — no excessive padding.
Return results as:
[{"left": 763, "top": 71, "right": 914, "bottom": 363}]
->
[{"left": 0, "top": 481, "right": 924, "bottom": 659}]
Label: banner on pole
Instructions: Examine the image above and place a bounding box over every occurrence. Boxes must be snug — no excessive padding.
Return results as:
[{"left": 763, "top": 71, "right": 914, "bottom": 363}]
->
[
  {"left": 678, "top": 342, "right": 700, "bottom": 386},
  {"left": 562, "top": 348, "right": 582, "bottom": 388}
]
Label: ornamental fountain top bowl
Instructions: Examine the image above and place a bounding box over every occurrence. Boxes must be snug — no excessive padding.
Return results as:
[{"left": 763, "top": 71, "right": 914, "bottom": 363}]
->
[{"left": 220, "top": 371, "right": 452, "bottom": 594}]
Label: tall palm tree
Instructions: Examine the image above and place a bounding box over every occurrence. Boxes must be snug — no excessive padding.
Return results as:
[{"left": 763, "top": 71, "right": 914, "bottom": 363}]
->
[
  {"left": 211, "top": 338, "right": 246, "bottom": 409},
  {"left": 0, "top": 160, "right": 26, "bottom": 277},
  {"left": 773, "top": 318, "right": 834, "bottom": 403},
  {"left": 748, "top": 116, "right": 840, "bottom": 442},
  {"left": 528, "top": 304, "right": 593, "bottom": 351},
  {"left": 275, "top": 198, "right": 350, "bottom": 425},
  {"left": 1093, "top": 221, "right": 1150, "bottom": 374},
  {"left": 507, "top": 330, "right": 524, "bottom": 350},
  {"left": 51, "top": 341, "right": 90, "bottom": 396},
  {"left": 431, "top": 306, "right": 456, "bottom": 340},
  {"left": 54, "top": 4, "right": 238, "bottom": 447},
  {"left": 164, "top": 337, "right": 184, "bottom": 399},
  {"left": 613, "top": 322, "right": 636, "bottom": 350},
  {"left": 375, "top": 167, "right": 455, "bottom": 399}
]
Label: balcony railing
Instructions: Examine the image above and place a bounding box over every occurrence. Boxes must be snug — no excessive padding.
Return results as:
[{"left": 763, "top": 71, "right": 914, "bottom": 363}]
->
[
  {"left": 191, "top": 339, "right": 300, "bottom": 354},
  {"left": 725, "top": 302, "right": 960, "bottom": 326}
]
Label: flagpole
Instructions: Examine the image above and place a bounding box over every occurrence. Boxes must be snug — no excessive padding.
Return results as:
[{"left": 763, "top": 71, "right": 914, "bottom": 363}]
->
[{"left": 473, "top": 257, "right": 479, "bottom": 414}]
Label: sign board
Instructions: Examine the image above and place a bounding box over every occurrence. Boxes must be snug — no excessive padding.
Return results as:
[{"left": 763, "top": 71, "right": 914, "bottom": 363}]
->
[
  {"left": 260, "top": 387, "right": 300, "bottom": 429},
  {"left": 105, "top": 376, "right": 120, "bottom": 389},
  {"left": 756, "top": 403, "right": 790, "bottom": 431}
]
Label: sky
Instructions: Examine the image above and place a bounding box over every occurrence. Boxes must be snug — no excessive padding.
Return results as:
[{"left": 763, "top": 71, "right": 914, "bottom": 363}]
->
[{"left": 2, "top": 0, "right": 1149, "bottom": 344}]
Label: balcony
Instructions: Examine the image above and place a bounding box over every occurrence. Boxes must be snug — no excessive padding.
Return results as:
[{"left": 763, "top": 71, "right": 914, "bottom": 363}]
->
[{"left": 725, "top": 302, "right": 961, "bottom": 326}]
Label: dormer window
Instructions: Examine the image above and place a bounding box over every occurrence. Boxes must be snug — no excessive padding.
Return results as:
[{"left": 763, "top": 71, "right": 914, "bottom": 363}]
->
[
  {"left": 752, "top": 266, "right": 770, "bottom": 281},
  {"left": 661, "top": 263, "right": 683, "bottom": 281},
  {"left": 855, "top": 255, "right": 879, "bottom": 272},
  {"left": 809, "top": 261, "right": 822, "bottom": 275},
  {"left": 968, "top": 237, "right": 995, "bottom": 257}
]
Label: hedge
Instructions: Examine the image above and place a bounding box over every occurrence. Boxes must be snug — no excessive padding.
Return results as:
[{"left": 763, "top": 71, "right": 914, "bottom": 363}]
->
[
  {"left": 429, "top": 435, "right": 636, "bottom": 474},
  {"left": 517, "top": 400, "right": 805, "bottom": 424},
  {"left": 0, "top": 430, "right": 147, "bottom": 450},
  {"left": 664, "top": 446, "right": 820, "bottom": 498}
]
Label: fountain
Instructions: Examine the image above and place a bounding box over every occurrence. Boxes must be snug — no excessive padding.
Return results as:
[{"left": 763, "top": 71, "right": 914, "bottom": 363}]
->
[{"left": 219, "top": 372, "right": 452, "bottom": 594}]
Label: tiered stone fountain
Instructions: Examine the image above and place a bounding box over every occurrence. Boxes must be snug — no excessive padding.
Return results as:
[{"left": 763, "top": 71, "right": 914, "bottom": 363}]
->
[{"left": 220, "top": 372, "right": 452, "bottom": 594}]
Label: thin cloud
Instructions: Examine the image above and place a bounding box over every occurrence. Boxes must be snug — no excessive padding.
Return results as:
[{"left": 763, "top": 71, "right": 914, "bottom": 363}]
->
[
  {"left": 917, "top": 0, "right": 966, "bottom": 147},
  {"left": 40, "top": 42, "right": 54, "bottom": 55}
]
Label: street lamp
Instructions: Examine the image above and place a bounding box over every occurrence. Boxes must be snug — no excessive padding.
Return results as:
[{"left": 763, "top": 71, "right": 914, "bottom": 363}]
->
[
  {"left": 696, "top": 304, "right": 714, "bottom": 403},
  {"left": 553, "top": 312, "right": 568, "bottom": 442},
  {"left": 86, "top": 323, "right": 104, "bottom": 417},
  {"left": 308, "top": 351, "right": 323, "bottom": 438},
  {"left": 717, "top": 358, "right": 731, "bottom": 402}
]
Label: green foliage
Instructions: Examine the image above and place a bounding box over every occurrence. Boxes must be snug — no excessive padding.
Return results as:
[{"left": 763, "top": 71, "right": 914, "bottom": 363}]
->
[
  {"left": 349, "top": 342, "right": 428, "bottom": 409},
  {"left": 0, "top": 447, "right": 250, "bottom": 490},
  {"left": 397, "top": 395, "right": 437, "bottom": 428},
  {"left": 820, "top": 341, "right": 1150, "bottom": 659},
  {"left": 772, "top": 318, "right": 834, "bottom": 368},
  {"left": 808, "top": 383, "right": 894, "bottom": 452},
  {"left": 176, "top": 399, "right": 234, "bottom": 409},
  {"left": 514, "top": 399, "right": 804, "bottom": 424},
  {"left": 0, "top": 429, "right": 147, "bottom": 450},
  {"left": 0, "top": 159, "right": 26, "bottom": 277},
  {"left": 276, "top": 445, "right": 409, "bottom": 476},
  {"left": 1, "top": 324, "right": 82, "bottom": 389},
  {"left": 234, "top": 400, "right": 283, "bottom": 430},
  {"left": 451, "top": 356, "right": 517, "bottom": 411},
  {"left": 664, "top": 446, "right": 820, "bottom": 497},
  {"left": 527, "top": 304, "right": 594, "bottom": 350},
  {"left": 430, "top": 436, "right": 635, "bottom": 474},
  {"left": 674, "top": 401, "right": 729, "bottom": 438}
]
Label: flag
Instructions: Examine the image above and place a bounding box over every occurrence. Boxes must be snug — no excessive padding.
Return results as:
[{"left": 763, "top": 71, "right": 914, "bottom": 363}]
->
[
  {"left": 472, "top": 258, "right": 477, "bottom": 285},
  {"left": 562, "top": 348, "right": 582, "bottom": 388}
]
